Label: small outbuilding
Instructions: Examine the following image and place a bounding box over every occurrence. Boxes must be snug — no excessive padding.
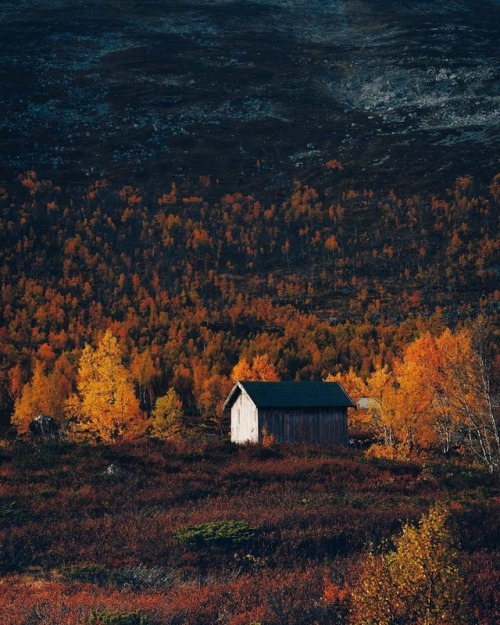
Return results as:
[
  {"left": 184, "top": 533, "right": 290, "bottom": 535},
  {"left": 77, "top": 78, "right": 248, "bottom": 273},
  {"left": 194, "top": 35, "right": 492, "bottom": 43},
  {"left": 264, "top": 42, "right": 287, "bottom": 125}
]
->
[{"left": 223, "top": 381, "right": 356, "bottom": 446}]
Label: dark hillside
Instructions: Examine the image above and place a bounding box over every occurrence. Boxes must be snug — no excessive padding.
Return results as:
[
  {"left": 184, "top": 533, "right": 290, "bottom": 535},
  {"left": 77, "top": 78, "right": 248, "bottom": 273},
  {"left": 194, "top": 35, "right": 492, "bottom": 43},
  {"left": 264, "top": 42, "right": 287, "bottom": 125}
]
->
[
  {"left": 0, "top": 0, "right": 498, "bottom": 193},
  {"left": 1, "top": 3, "right": 499, "bottom": 622}
]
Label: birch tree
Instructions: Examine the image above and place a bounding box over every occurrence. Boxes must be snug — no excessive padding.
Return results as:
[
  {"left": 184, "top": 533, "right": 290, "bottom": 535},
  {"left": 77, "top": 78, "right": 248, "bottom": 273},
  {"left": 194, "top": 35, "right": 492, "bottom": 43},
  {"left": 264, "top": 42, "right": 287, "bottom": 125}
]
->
[{"left": 351, "top": 505, "right": 467, "bottom": 625}]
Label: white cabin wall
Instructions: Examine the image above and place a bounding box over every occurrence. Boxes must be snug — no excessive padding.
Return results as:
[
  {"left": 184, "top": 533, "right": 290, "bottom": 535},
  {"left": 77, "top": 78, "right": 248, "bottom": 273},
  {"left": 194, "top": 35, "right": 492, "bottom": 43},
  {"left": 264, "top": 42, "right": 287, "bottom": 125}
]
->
[{"left": 230, "top": 390, "right": 258, "bottom": 443}]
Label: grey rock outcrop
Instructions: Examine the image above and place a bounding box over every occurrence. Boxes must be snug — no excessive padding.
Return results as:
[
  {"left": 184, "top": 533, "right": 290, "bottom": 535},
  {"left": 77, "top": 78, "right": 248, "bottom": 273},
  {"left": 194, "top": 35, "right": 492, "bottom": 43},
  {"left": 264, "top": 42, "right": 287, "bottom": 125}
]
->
[{"left": 29, "top": 415, "right": 60, "bottom": 438}]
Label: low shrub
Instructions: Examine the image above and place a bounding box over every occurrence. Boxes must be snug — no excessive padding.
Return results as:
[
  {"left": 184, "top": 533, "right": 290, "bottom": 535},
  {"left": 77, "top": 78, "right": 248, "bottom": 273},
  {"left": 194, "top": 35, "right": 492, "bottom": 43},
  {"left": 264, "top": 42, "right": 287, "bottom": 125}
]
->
[
  {"left": 87, "top": 611, "right": 147, "bottom": 625},
  {"left": 175, "top": 520, "right": 257, "bottom": 552},
  {"left": 60, "top": 563, "right": 174, "bottom": 589},
  {"left": 249, "top": 446, "right": 281, "bottom": 460},
  {"left": 11, "top": 441, "right": 65, "bottom": 471},
  {"left": 428, "top": 462, "right": 495, "bottom": 490},
  {"left": 60, "top": 564, "right": 108, "bottom": 584},
  {"left": 109, "top": 565, "right": 174, "bottom": 590},
  {"left": 0, "top": 499, "right": 27, "bottom": 524}
]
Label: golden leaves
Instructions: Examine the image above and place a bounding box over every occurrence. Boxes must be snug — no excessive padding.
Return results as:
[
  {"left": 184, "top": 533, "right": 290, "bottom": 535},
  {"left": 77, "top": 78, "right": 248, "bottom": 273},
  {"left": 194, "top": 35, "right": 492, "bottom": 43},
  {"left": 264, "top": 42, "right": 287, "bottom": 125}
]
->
[
  {"left": 350, "top": 505, "right": 466, "bottom": 625},
  {"left": 66, "top": 330, "right": 146, "bottom": 443}
]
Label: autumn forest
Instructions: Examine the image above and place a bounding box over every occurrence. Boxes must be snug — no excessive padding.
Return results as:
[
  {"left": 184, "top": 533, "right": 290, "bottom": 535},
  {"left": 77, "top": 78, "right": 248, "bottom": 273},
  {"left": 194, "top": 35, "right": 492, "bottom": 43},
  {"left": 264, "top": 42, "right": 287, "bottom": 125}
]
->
[
  {"left": 0, "top": 164, "right": 498, "bottom": 623},
  {"left": 1, "top": 171, "right": 499, "bottom": 452}
]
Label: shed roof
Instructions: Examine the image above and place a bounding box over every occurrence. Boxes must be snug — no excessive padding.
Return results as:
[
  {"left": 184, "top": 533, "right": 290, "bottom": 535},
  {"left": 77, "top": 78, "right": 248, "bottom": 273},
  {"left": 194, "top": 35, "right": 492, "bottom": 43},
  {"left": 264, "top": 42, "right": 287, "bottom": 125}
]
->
[{"left": 223, "top": 381, "right": 356, "bottom": 411}]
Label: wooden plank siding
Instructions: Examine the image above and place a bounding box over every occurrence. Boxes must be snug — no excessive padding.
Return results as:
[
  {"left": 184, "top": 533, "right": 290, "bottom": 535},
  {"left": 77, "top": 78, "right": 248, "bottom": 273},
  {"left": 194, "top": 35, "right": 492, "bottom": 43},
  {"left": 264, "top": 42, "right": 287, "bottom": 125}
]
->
[
  {"left": 225, "top": 382, "right": 354, "bottom": 446},
  {"left": 230, "top": 390, "right": 259, "bottom": 443},
  {"left": 260, "top": 408, "right": 348, "bottom": 446}
]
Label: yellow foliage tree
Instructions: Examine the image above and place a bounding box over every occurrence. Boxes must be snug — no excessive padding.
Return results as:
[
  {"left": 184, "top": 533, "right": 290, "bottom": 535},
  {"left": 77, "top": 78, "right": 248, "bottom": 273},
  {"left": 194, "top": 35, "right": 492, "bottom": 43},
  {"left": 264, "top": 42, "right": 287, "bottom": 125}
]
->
[
  {"left": 150, "top": 388, "right": 184, "bottom": 440},
  {"left": 66, "top": 330, "right": 145, "bottom": 442},
  {"left": 230, "top": 357, "right": 253, "bottom": 382},
  {"left": 350, "top": 505, "right": 467, "bottom": 625},
  {"left": 12, "top": 360, "right": 68, "bottom": 434},
  {"left": 364, "top": 366, "right": 398, "bottom": 450}
]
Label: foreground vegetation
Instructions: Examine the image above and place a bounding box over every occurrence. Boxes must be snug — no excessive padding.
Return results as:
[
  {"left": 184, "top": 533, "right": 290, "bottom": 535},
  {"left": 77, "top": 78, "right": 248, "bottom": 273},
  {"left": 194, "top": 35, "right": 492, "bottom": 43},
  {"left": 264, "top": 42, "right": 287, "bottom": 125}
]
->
[{"left": 0, "top": 439, "right": 498, "bottom": 624}]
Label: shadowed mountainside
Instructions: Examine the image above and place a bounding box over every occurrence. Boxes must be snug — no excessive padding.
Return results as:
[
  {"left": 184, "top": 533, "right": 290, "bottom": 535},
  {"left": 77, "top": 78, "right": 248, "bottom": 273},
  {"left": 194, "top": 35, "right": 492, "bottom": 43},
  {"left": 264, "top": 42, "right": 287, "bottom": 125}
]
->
[{"left": 0, "top": 0, "right": 499, "bottom": 192}]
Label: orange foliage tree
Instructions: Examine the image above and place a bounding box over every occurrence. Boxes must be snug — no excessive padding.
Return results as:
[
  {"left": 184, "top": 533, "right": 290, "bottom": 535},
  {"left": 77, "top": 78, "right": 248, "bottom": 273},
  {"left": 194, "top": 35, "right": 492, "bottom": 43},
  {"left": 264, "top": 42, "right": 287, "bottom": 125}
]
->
[
  {"left": 394, "top": 333, "right": 446, "bottom": 453},
  {"left": 12, "top": 360, "right": 69, "bottom": 434},
  {"left": 194, "top": 369, "right": 233, "bottom": 435},
  {"left": 231, "top": 354, "right": 279, "bottom": 382},
  {"left": 394, "top": 320, "right": 499, "bottom": 469},
  {"left": 66, "top": 330, "right": 146, "bottom": 442},
  {"left": 130, "top": 347, "right": 158, "bottom": 412},
  {"left": 325, "top": 369, "right": 369, "bottom": 434}
]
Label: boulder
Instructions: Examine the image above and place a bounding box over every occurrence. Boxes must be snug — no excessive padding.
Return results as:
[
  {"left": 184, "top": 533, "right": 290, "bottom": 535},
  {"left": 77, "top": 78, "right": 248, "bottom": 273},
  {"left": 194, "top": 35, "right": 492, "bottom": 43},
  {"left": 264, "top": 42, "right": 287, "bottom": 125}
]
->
[
  {"left": 29, "top": 415, "right": 60, "bottom": 438},
  {"left": 105, "top": 463, "right": 131, "bottom": 477}
]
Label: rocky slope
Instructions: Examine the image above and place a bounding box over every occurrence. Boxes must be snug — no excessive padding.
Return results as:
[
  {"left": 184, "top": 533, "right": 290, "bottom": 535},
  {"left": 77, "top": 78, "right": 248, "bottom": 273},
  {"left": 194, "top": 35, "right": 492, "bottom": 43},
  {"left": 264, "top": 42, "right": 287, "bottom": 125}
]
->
[{"left": 0, "top": 0, "right": 498, "bottom": 192}]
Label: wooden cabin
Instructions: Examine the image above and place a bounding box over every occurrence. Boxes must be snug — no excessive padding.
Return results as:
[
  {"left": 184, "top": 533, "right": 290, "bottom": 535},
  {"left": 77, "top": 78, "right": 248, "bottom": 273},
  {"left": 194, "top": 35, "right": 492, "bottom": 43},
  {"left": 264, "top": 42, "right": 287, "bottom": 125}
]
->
[{"left": 223, "top": 381, "right": 356, "bottom": 445}]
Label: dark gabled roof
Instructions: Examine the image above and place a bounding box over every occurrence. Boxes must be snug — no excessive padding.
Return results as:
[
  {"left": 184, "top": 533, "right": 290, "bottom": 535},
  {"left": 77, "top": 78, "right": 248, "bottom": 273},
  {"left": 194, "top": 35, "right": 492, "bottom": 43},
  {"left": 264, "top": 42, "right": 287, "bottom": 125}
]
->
[{"left": 223, "top": 381, "right": 356, "bottom": 411}]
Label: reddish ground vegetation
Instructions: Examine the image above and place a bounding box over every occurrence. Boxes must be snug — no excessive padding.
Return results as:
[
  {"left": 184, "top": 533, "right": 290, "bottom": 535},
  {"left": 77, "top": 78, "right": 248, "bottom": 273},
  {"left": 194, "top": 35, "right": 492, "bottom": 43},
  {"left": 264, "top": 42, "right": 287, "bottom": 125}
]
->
[{"left": 0, "top": 439, "right": 498, "bottom": 624}]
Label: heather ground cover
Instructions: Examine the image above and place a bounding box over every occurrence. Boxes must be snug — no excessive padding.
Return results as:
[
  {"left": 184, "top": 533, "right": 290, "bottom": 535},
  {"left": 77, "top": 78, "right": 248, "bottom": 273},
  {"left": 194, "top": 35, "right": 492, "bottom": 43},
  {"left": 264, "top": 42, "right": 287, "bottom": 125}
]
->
[{"left": 0, "top": 439, "right": 498, "bottom": 624}]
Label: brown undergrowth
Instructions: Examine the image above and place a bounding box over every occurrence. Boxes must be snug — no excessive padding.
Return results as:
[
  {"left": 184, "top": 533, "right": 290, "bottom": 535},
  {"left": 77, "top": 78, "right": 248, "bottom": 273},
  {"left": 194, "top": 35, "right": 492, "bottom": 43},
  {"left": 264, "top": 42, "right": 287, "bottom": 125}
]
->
[{"left": 0, "top": 440, "right": 498, "bottom": 624}]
